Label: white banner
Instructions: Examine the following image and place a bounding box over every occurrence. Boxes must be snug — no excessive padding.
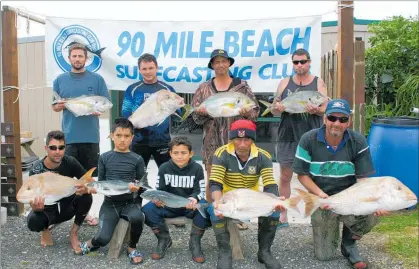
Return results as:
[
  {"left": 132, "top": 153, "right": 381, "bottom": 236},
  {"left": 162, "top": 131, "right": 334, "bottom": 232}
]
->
[{"left": 46, "top": 16, "right": 321, "bottom": 93}]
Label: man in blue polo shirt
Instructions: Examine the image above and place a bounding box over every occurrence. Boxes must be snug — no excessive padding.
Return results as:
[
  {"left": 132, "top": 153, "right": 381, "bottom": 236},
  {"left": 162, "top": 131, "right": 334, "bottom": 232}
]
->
[{"left": 292, "top": 99, "right": 389, "bottom": 269}]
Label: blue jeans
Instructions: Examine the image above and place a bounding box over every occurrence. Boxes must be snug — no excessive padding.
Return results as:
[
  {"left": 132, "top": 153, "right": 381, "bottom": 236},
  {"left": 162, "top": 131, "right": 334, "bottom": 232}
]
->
[
  {"left": 206, "top": 203, "right": 280, "bottom": 223},
  {"left": 142, "top": 199, "right": 211, "bottom": 230}
]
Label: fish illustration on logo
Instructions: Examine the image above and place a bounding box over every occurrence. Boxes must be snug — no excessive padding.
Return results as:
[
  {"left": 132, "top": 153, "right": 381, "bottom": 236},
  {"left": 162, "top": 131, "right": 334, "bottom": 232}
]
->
[{"left": 52, "top": 24, "right": 104, "bottom": 73}]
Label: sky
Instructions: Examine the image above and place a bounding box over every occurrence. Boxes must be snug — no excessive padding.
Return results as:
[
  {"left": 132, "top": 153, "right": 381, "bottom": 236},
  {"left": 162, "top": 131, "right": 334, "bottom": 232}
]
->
[{"left": 1, "top": 1, "right": 418, "bottom": 37}]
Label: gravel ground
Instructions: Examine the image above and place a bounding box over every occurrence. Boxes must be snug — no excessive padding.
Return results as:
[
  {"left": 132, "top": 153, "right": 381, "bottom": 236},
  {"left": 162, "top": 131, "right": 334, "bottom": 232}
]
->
[{"left": 1, "top": 216, "right": 405, "bottom": 269}]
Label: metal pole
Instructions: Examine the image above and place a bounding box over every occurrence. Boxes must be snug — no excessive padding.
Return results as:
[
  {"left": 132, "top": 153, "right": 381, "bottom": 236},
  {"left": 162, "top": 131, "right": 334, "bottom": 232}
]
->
[{"left": 2, "top": 5, "right": 46, "bottom": 25}]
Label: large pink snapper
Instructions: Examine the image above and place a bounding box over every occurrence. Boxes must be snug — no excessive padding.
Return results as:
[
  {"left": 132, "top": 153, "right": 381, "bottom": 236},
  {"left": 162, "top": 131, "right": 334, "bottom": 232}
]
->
[
  {"left": 295, "top": 176, "right": 418, "bottom": 217},
  {"left": 128, "top": 89, "right": 188, "bottom": 128},
  {"left": 17, "top": 168, "right": 96, "bottom": 205},
  {"left": 214, "top": 188, "right": 304, "bottom": 221}
]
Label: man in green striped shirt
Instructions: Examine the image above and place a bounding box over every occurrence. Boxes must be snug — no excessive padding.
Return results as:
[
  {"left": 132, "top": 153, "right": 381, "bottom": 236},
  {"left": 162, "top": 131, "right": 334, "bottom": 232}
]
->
[{"left": 293, "top": 99, "right": 380, "bottom": 269}]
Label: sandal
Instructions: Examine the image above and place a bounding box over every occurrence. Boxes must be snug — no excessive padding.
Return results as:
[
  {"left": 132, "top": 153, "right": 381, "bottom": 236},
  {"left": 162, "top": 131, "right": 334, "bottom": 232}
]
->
[
  {"left": 84, "top": 215, "right": 99, "bottom": 226},
  {"left": 277, "top": 221, "right": 289, "bottom": 229},
  {"left": 77, "top": 242, "right": 91, "bottom": 255},
  {"left": 127, "top": 249, "right": 144, "bottom": 265}
]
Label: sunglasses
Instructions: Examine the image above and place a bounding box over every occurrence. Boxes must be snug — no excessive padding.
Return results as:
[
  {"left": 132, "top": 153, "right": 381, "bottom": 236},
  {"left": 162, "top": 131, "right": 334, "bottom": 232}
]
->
[
  {"left": 48, "top": 145, "right": 66, "bottom": 151},
  {"left": 327, "top": 115, "right": 349, "bottom": 123},
  {"left": 292, "top": 60, "right": 309, "bottom": 65}
]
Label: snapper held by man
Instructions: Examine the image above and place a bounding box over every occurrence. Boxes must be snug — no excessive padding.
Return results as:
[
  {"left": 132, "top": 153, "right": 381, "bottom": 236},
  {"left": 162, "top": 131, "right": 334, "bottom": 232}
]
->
[
  {"left": 128, "top": 89, "right": 189, "bottom": 129},
  {"left": 53, "top": 91, "right": 113, "bottom": 117},
  {"left": 214, "top": 188, "right": 303, "bottom": 221},
  {"left": 295, "top": 176, "right": 418, "bottom": 217},
  {"left": 259, "top": 90, "right": 328, "bottom": 116},
  {"left": 16, "top": 168, "right": 96, "bottom": 205}
]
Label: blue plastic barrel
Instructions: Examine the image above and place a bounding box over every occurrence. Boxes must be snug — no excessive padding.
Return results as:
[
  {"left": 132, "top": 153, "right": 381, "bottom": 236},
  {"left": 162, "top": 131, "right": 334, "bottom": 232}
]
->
[{"left": 368, "top": 116, "right": 419, "bottom": 199}]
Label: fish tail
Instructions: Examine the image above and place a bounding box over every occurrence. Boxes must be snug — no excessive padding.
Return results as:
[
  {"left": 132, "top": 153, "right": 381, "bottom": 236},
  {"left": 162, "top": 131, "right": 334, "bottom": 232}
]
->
[
  {"left": 258, "top": 100, "right": 272, "bottom": 117},
  {"left": 94, "top": 47, "right": 106, "bottom": 58},
  {"left": 80, "top": 167, "right": 96, "bottom": 184},
  {"left": 196, "top": 203, "right": 210, "bottom": 219},
  {"left": 136, "top": 172, "right": 152, "bottom": 190},
  {"left": 52, "top": 91, "right": 62, "bottom": 102},
  {"left": 294, "top": 188, "right": 321, "bottom": 218},
  {"left": 285, "top": 196, "right": 302, "bottom": 214},
  {"left": 180, "top": 104, "right": 194, "bottom": 121}
]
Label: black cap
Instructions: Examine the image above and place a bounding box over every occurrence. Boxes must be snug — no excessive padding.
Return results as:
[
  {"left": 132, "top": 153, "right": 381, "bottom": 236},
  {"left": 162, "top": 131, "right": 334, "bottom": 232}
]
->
[{"left": 207, "top": 49, "right": 235, "bottom": 69}]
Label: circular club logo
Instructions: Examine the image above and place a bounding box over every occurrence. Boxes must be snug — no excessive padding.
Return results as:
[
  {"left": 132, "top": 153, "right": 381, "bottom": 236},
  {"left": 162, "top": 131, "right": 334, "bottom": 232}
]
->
[{"left": 52, "top": 24, "right": 104, "bottom": 72}]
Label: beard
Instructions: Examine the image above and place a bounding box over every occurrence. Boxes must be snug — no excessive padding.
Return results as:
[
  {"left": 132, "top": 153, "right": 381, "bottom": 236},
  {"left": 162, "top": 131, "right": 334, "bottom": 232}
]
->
[
  {"left": 71, "top": 62, "right": 85, "bottom": 71},
  {"left": 329, "top": 129, "right": 343, "bottom": 137}
]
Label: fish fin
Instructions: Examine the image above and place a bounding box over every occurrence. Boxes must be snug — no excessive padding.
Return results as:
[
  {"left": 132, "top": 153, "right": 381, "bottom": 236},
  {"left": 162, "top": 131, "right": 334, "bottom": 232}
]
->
[
  {"left": 294, "top": 188, "right": 321, "bottom": 218},
  {"left": 93, "top": 47, "right": 106, "bottom": 58},
  {"left": 258, "top": 100, "right": 272, "bottom": 117},
  {"left": 359, "top": 197, "right": 379, "bottom": 202},
  {"left": 80, "top": 167, "right": 96, "bottom": 184},
  {"left": 236, "top": 219, "right": 252, "bottom": 225},
  {"left": 136, "top": 172, "right": 152, "bottom": 190},
  {"left": 196, "top": 203, "right": 210, "bottom": 219},
  {"left": 284, "top": 196, "right": 302, "bottom": 214},
  {"left": 180, "top": 104, "right": 194, "bottom": 121}
]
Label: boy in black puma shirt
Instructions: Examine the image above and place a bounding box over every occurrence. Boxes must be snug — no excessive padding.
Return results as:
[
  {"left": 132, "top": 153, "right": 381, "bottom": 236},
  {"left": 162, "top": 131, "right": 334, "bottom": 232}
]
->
[{"left": 142, "top": 136, "right": 211, "bottom": 263}]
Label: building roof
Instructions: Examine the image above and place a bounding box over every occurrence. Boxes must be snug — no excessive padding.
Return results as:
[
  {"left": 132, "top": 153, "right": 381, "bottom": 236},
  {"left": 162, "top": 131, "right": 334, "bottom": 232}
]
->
[{"left": 322, "top": 17, "right": 381, "bottom": 27}]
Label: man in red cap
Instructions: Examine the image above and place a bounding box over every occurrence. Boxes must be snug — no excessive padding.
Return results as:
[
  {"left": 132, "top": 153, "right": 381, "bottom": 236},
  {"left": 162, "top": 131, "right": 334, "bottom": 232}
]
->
[{"left": 207, "top": 119, "right": 284, "bottom": 269}]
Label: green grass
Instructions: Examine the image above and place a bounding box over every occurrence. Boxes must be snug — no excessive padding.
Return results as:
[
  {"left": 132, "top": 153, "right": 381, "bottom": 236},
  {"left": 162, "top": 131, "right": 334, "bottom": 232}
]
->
[{"left": 371, "top": 208, "right": 418, "bottom": 269}]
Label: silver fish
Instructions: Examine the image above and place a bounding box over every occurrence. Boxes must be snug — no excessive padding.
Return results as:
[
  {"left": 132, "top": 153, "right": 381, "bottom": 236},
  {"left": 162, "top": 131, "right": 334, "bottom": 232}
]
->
[
  {"left": 17, "top": 168, "right": 96, "bottom": 205},
  {"left": 215, "top": 188, "right": 302, "bottom": 221},
  {"left": 65, "top": 41, "right": 106, "bottom": 59},
  {"left": 129, "top": 89, "right": 187, "bottom": 129},
  {"left": 295, "top": 176, "right": 418, "bottom": 217},
  {"left": 86, "top": 172, "right": 152, "bottom": 196},
  {"left": 259, "top": 90, "right": 328, "bottom": 116},
  {"left": 53, "top": 91, "right": 113, "bottom": 117},
  {"left": 192, "top": 92, "right": 257, "bottom": 118},
  {"left": 140, "top": 189, "right": 209, "bottom": 218}
]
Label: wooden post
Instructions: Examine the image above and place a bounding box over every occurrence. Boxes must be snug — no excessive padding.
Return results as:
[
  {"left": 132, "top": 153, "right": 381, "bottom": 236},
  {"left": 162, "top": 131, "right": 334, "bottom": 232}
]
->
[
  {"left": 108, "top": 219, "right": 130, "bottom": 259},
  {"left": 337, "top": 0, "right": 354, "bottom": 104},
  {"left": 2, "top": 8, "right": 24, "bottom": 216},
  {"left": 226, "top": 218, "right": 244, "bottom": 260},
  {"left": 353, "top": 38, "right": 366, "bottom": 134}
]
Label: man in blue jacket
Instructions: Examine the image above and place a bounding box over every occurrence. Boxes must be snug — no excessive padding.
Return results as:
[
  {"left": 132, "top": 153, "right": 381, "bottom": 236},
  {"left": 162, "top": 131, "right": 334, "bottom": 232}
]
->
[{"left": 122, "top": 53, "right": 182, "bottom": 168}]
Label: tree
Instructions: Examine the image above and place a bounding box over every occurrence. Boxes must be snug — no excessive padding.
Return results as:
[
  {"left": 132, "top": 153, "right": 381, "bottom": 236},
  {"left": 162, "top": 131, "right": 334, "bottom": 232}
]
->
[{"left": 365, "top": 16, "right": 419, "bottom": 105}]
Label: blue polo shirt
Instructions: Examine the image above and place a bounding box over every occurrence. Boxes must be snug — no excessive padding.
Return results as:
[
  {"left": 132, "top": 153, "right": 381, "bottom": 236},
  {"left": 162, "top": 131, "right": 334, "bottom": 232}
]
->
[
  {"left": 292, "top": 125, "right": 375, "bottom": 195},
  {"left": 53, "top": 71, "right": 110, "bottom": 144}
]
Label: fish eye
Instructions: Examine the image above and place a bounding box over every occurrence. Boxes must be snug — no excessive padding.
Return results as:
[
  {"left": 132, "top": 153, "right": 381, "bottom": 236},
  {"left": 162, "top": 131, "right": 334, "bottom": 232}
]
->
[
  {"left": 397, "top": 186, "right": 402, "bottom": 191},
  {"left": 27, "top": 187, "right": 30, "bottom": 190}
]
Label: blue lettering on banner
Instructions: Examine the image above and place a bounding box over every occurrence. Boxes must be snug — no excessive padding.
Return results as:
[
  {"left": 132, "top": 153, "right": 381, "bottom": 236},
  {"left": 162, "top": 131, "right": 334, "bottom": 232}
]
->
[
  {"left": 258, "top": 63, "right": 295, "bottom": 80},
  {"left": 154, "top": 31, "right": 214, "bottom": 58},
  {"left": 117, "top": 28, "right": 311, "bottom": 59}
]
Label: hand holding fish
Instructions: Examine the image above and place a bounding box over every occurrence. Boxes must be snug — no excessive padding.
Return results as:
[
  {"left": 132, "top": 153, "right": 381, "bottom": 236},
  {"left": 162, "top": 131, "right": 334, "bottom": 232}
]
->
[
  {"left": 213, "top": 200, "right": 224, "bottom": 219},
  {"left": 273, "top": 196, "right": 287, "bottom": 212},
  {"left": 272, "top": 102, "right": 286, "bottom": 114},
  {"left": 238, "top": 106, "right": 252, "bottom": 118},
  {"left": 373, "top": 209, "right": 391, "bottom": 217},
  {"left": 305, "top": 103, "right": 319, "bottom": 114},
  {"left": 53, "top": 99, "right": 67, "bottom": 112},
  {"left": 153, "top": 200, "right": 165, "bottom": 208},
  {"left": 185, "top": 197, "right": 198, "bottom": 210},
  {"left": 128, "top": 183, "right": 140, "bottom": 193},
  {"left": 195, "top": 105, "right": 208, "bottom": 115},
  {"left": 75, "top": 183, "right": 88, "bottom": 195},
  {"left": 29, "top": 196, "right": 45, "bottom": 212}
]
